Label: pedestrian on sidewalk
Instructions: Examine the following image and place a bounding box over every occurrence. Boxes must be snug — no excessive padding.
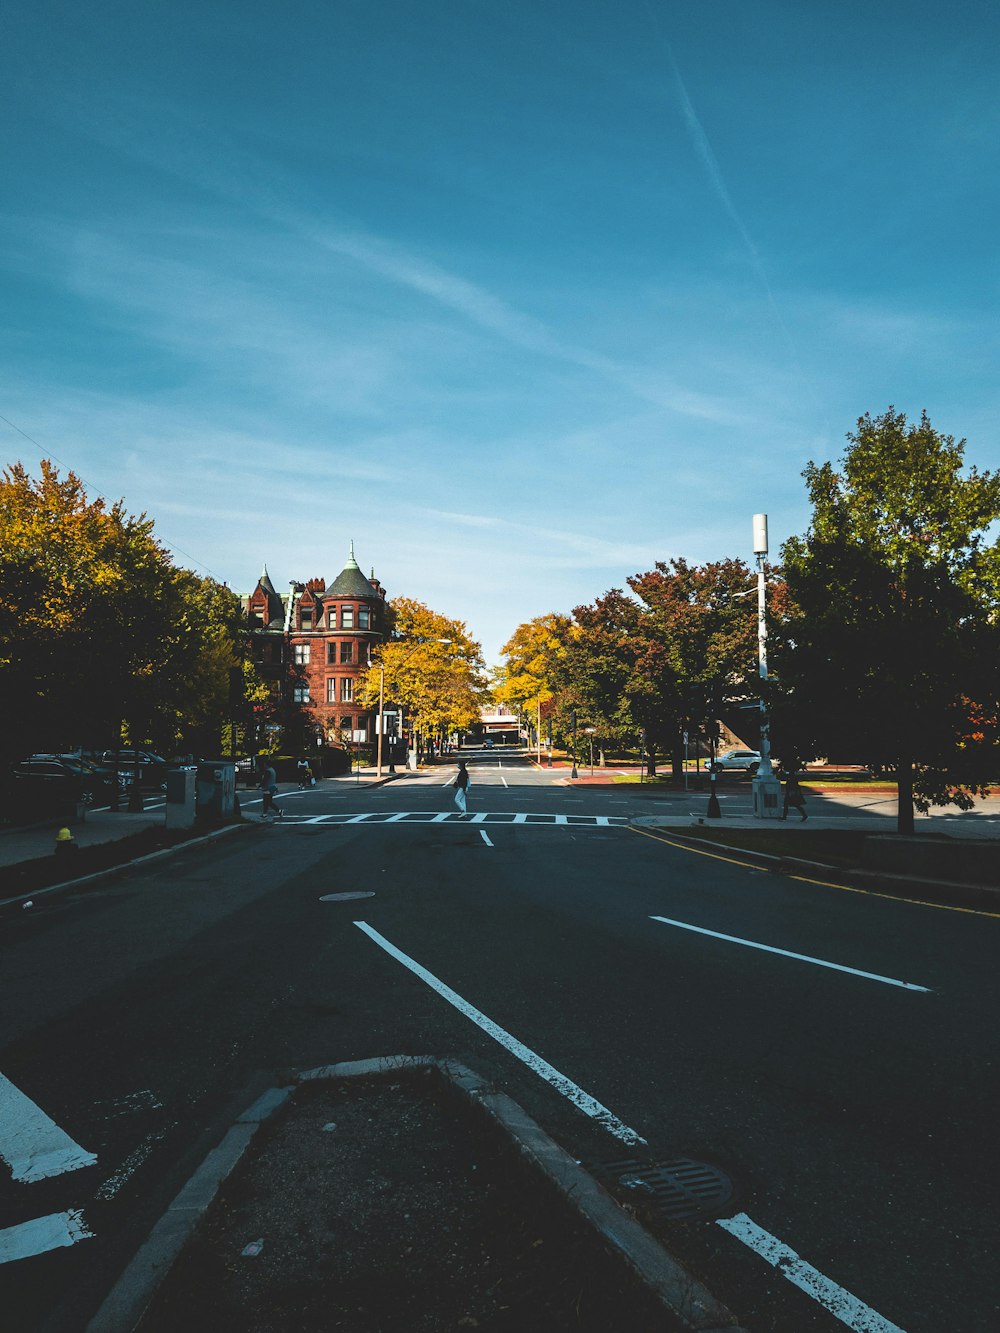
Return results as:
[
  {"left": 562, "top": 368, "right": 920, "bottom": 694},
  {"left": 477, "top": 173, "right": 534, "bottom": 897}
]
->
[
  {"left": 258, "top": 758, "right": 283, "bottom": 819},
  {"left": 453, "top": 760, "right": 471, "bottom": 817},
  {"left": 781, "top": 769, "right": 807, "bottom": 821}
]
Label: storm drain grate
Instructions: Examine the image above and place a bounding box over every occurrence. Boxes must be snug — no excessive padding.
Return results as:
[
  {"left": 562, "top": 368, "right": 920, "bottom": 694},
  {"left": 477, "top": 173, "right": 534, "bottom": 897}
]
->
[{"left": 591, "top": 1155, "right": 735, "bottom": 1222}]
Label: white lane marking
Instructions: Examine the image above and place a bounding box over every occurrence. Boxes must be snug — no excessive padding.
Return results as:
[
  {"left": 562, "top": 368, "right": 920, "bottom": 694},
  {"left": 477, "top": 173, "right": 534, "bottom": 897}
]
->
[
  {"left": 276, "top": 811, "right": 628, "bottom": 826},
  {"left": 649, "top": 916, "right": 932, "bottom": 993},
  {"left": 353, "top": 922, "right": 645, "bottom": 1145},
  {"left": 500, "top": 775, "right": 509, "bottom": 787},
  {"left": 471, "top": 812, "right": 488, "bottom": 823},
  {"left": 479, "top": 830, "right": 494, "bottom": 847},
  {"left": 91, "top": 1089, "right": 162, "bottom": 1121},
  {"left": 95, "top": 1129, "right": 168, "bottom": 1200},
  {"left": 0, "top": 1073, "right": 97, "bottom": 1182},
  {"left": 716, "top": 1214, "right": 907, "bottom": 1333},
  {"left": 0, "top": 1210, "right": 94, "bottom": 1265}
]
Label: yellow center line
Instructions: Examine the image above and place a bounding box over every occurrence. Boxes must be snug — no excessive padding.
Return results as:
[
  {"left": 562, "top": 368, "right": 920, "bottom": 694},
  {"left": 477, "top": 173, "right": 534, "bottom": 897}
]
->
[{"left": 627, "top": 826, "right": 1000, "bottom": 920}]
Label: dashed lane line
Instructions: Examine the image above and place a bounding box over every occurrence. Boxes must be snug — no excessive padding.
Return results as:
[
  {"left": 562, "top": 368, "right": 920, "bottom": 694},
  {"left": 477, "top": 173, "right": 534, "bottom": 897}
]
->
[
  {"left": 353, "top": 923, "right": 912, "bottom": 1333},
  {"left": 716, "top": 1215, "right": 906, "bottom": 1333},
  {"left": 353, "top": 921, "right": 645, "bottom": 1146},
  {"left": 650, "top": 915, "right": 932, "bottom": 992}
]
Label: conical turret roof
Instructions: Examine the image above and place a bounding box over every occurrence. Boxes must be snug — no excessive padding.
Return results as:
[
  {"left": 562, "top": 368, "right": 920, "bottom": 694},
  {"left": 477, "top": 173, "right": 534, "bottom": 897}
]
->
[{"left": 325, "top": 543, "right": 378, "bottom": 598}]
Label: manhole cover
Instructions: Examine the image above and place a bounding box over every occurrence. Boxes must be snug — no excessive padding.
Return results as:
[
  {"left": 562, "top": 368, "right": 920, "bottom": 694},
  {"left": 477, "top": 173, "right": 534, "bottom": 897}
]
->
[
  {"left": 592, "top": 1155, "right": 735, "bottom": 1221},
  {"left": 319, "top": 892, "right": 376, "bottom": 902}
]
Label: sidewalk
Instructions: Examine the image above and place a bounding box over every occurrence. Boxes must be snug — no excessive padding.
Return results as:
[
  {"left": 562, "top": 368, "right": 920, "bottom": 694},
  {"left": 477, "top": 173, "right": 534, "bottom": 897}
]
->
[{"left": 0, "top": 803, "right": 166, "bottom": 872}]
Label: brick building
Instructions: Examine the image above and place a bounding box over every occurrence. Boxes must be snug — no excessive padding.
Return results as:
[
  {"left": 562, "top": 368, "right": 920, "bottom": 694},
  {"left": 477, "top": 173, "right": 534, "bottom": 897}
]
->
[{"left": 245, "top": 546, "right": 389, "bottom": 745}]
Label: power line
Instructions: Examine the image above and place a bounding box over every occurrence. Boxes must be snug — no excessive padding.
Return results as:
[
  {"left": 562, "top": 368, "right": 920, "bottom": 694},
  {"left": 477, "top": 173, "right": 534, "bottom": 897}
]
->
[{"left": 0, "top": 411, "right": 225, "bottom": 582}]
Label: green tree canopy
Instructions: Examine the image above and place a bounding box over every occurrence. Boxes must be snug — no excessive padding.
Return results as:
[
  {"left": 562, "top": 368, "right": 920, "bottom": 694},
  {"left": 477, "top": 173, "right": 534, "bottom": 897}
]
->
[
  {"left": 0, "top": 460, "right": 250, "bottom": 763},
  {"left": 777, "top": 408, "right": 1000, "bottom": 830}
]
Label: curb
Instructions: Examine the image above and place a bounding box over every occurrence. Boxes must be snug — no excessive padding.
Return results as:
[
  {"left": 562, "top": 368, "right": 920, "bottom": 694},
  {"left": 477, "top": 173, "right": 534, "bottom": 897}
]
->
[
  {"left": 0, "top": 822, "right": 247, "bottom": 911},
  {"left": 88, "top": 1056, "right": 745, "bottom": 1333},
  {"left": 634, "top": 825, "right": 1000, "bottom": 907}
]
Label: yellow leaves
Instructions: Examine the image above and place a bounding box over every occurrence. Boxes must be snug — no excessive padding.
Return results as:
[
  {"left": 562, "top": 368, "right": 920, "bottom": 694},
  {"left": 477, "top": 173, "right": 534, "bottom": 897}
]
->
[{"left": 361, "top": 596, "right": 489, "bottom": 734}]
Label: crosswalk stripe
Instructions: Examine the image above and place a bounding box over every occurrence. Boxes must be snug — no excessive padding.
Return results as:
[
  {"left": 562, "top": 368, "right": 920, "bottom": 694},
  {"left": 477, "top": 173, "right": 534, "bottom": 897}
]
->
[
  {"left": 0, "top": 1073, "right": 97, "bottom": 1183},
  {"left": 0, "top": 1210, "right": 94, "bottom": 1264}
]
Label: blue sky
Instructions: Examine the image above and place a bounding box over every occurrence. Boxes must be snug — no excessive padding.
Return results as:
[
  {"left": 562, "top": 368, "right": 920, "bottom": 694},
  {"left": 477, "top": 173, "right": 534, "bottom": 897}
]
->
[{"left": 3, "top": 0, "right": 999, "bottom": 661}]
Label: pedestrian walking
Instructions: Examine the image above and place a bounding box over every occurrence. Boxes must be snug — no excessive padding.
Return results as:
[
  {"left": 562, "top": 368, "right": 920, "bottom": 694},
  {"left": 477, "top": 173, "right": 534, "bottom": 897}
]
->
[
  {"left": 781, "top": 769, "right": 807, "bottom": 821},
  {"left": 258, "top": 758, "right": 283, "bottom": 819},
  {"left": 453, "top": 759, "right": 471, "bottom": 817}
]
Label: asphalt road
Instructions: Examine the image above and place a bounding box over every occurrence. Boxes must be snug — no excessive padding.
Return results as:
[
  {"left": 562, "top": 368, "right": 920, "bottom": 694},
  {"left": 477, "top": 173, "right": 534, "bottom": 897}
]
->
[{"left": 1, "top": 749, "right": 997, "bottom": 1332}]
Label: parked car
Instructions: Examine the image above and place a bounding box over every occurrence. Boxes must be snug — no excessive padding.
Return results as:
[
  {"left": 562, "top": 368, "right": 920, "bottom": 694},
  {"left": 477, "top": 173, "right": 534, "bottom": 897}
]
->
[
  {"left": 483, "top": 738, "right": 495, "bottom": 749},
  {"left": 95, "top": 749, "right": 169, "bottom": 788},
  {"left": 11, "top": 756, "right": 115, "bottom": 805},
  {"left": 711, "top": 749, "right": 764, "bottom": 774}
]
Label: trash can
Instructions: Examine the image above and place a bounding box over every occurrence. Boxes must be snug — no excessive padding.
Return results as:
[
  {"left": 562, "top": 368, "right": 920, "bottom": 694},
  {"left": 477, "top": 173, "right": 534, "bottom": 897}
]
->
[
  {"left": 195, "top": 762, "right": 236, "bottom": 819},
  {"left": 165, "top": 767, "right": 197, "bottom": 829}
]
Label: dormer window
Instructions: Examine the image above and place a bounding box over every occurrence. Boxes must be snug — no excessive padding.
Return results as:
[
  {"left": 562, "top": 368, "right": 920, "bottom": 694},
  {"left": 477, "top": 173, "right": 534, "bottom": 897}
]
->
[{"left": 300, "top": 608, "right": 313, "bottom": 630}]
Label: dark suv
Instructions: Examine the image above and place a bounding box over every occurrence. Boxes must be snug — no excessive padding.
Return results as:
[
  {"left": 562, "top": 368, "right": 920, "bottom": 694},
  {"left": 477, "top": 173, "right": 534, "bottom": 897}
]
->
[
  {"left": 11, "top": 756, "right": 120, "bottom": 807},
  {"left": 96, "top": 750, "right": 169, "bottom": 789}
]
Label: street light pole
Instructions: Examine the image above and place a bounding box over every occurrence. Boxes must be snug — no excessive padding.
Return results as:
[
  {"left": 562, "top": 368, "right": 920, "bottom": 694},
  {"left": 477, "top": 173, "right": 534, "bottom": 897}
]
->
[
  {"left": 751, "top": 513, "right": 782, "bottom": 819},
  {"left": 376, "top": 664, "right": 385, "bottom": 779},
  {"left": 571, "top": 707, "right": 578, "bottom": 780}
]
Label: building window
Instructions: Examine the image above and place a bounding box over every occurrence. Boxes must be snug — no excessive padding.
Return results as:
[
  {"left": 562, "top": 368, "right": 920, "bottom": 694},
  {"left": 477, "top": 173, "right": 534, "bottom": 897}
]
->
[
  {"left": 293, "top": 684, "right": 310, "bottom": 703},
  {"left": 326, "top": 678, "right": 337, "bottom": 704},
  {"left": 340, "top": 715, "right": 352, "bottom": 735},
  {"left": 340, "top": 642, "right": 354, "bottom": 664},
  {"left": 358, "top": 606, "right": 370, "bottom": 630},
  {"left": 327, "top": 643, "right": 337, "bottom": 665},
  {"left": 328, "top": 607, "right": 337, "bottom": 629},
  {"left": 293, "top": 643, "right": 310, "bottom": 665},
  {"left": 341, "top": 605, "right": 355, "bottom": 629},
  {"left": 341, "top": 677, "right": 354, "bottom": 702},
  {"left": 299, "top": 608, "right": 313, "bottom": 630}
]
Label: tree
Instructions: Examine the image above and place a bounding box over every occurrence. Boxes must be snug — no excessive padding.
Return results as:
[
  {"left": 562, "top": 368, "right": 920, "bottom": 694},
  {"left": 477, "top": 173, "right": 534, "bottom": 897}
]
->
[
  {"left": 627, "top": 558, "right": 789, "bottom": 775},
  {"left": 556, "top": 590, "right": 647, "bottom": 765},
  {"left": 777, "top": 408, "right": 1000, "bottom": 832},
  {"left": 152, "top": 570, "right": 251, "bottom": 757},
  {"left": 0, "top": 460, "right": 253, "bottom": 766},
  {"left": 494, "top": 613, "right": 571, "bottom": 743},
  {"left": 0, "top": 461, "right": 176, "bottom": 763},
  {"left": 357, "top": 597, "right": 489, "bottom": 746}
]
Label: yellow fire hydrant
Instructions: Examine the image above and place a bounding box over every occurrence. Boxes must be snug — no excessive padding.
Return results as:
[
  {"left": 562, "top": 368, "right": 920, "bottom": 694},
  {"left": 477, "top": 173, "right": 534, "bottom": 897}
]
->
[{"left": 54, "top": 827, "right": 78, "bottom": 858}]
